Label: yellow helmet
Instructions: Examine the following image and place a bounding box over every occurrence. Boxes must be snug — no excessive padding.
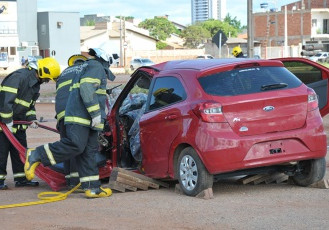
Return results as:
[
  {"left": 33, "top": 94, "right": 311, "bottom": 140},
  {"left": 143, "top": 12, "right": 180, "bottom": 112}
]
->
[
  {"left": 232, "top": 46, "right": 242, "bottom": 57},
  {"left": 37, "top": 57, "right": 61, "bottom": 81},
  {"left": 67, "top": 54, "right": 88, "bottom": 66}
]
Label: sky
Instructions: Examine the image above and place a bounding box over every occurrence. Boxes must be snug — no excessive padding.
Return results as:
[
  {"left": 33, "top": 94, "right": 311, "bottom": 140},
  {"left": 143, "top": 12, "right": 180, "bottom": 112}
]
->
[{"left": 37, "top": 0, "right": 300, "bottom": 26}]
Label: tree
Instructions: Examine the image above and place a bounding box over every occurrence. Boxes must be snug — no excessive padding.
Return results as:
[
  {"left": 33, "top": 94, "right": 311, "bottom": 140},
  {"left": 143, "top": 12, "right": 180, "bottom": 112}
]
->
[
  {"left": 181, "top": 25, "right": 210, "bottom": 48},
  {"left": 138, "top": 17, "right": 176, "bottom": 41},
  {"left": 224, "top": 13, "right": 243, "bottom": 32},
  {"left": 200, "top": 19, "right": 238, "bottom": 38}
]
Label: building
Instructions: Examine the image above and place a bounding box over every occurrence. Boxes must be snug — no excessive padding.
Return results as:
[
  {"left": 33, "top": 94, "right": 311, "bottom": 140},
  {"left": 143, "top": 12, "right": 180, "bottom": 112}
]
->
[
  {"left": 191, "top": 0, "right": 227, "bottom": 24},
  {"left": 253, "top": 0, "right": 329, "bottom": 57},
  {"left": 0, "top": 0, "right": 38, "bottom": 67}
]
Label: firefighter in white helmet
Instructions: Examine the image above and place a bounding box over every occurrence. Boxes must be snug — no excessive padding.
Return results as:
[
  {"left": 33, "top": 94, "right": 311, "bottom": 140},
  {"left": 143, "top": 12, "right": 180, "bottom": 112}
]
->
[
  {"left": 25, "top": 48, "right": 116, "bottom": 198},
  {"left": 0, "top": 57, "right": 60, "bottom": 190}
]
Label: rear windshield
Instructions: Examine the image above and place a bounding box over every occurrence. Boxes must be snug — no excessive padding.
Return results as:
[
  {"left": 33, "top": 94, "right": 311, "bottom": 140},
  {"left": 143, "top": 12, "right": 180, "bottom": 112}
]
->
[{"left": 198, "top": 66, "right": 302, "bottom": 96}]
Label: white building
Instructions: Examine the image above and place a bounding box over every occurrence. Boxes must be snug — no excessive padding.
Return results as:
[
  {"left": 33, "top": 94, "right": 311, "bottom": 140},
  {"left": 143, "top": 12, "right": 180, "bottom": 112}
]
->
[{"left": 191, "top": 0, "right": 226, "bottom": 24}]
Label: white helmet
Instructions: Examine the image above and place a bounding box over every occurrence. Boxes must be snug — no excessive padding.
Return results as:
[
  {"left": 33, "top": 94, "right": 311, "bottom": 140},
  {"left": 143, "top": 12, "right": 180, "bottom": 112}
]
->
[{"left": 88, "top": 48, "right": 112, "bottom": 64}]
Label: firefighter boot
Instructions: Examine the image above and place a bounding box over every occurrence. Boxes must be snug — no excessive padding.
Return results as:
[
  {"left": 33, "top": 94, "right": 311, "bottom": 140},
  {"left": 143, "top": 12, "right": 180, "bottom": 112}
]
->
[
  {"left": 24, "top": 148, "right": 41, "bottom": 181},
  {"left": 85, "top": 187, "right": 112, "bottom": 198}
]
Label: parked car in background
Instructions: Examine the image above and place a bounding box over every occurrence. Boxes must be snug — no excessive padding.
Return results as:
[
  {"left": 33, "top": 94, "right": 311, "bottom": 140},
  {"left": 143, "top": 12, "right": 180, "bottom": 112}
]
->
[
  {"left": 308, "top": 52, "right": 329, "bottom": 62},
  {"left": 130, "top": 57, "right": 154, "bottom": 70},
  {"left": 196, "top": 54, "right": 214, "bottom": 59},
  {"left": 102, "top": 58, "right": 327, "bottom": 196}
]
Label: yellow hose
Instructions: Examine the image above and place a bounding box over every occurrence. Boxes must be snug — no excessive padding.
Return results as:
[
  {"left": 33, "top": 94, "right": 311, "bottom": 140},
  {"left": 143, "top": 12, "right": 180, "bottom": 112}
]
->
[{"left": 0, "top": 183, "right": 81, "bottom": 209}]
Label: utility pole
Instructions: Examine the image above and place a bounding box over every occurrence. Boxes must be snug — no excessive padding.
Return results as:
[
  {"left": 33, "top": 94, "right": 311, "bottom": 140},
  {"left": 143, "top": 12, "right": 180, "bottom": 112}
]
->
[
  {"left": 247, "top": 0, "right": 254, "bottom": 58},
  {"left": 119, "top": 16, "right": 123, "bottom": 67}
]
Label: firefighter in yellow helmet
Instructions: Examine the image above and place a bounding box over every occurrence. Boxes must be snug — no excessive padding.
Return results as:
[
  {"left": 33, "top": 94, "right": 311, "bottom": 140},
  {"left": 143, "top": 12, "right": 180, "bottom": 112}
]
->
[
  {"left": 0, "top": 57, "right": 60, "bottom": 190},
  {"left": 25, "top": 48, "right": 115, "bottom": 198},
  {"left": 232, "top": 46, "right": 244, "bottom": 58}
]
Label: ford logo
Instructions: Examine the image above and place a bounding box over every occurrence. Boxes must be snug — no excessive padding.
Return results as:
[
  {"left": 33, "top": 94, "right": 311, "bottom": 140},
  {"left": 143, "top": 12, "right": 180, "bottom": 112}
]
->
[{"left": 263, "top": 106, "right": 275, "bottom": 112}]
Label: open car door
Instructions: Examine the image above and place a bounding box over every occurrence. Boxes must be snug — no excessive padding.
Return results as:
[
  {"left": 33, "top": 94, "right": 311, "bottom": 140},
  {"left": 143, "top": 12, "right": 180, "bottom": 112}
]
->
[{"left": 274, "top": 57, "right": 329, "bottom": 117}]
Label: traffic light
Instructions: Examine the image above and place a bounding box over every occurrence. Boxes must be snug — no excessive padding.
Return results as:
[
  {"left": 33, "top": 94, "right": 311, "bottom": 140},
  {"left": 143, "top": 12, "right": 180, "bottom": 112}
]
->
[{"left": 301, "top": 43, "right": 323, "bottom": 56}]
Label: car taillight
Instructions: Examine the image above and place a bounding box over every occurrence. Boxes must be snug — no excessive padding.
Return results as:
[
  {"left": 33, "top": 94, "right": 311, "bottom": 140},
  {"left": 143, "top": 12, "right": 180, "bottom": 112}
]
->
[
  {"left": 307, "top": 88, "right": 318, "bottom": 111},
  {"left": 193, "top": 102, "right": 227, "bottom": 123}
]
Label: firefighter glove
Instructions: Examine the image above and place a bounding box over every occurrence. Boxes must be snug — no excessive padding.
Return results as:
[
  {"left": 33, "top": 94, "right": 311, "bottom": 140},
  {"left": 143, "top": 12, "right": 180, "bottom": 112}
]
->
[
  {"left": 91, "top": 115, "right": 101, "bottom": 128},
  {"left": 6, "top": 121, "right": 13, "bottom": 133},
  {"left": 29, "top": 120, "right": 39, "bottom": 129}
]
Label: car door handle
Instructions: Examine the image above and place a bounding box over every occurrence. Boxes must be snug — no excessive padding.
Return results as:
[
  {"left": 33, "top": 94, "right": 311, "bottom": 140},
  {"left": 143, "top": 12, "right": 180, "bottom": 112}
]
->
[{"left": 165, "top": 114, "right": 178, "bottom": 120}]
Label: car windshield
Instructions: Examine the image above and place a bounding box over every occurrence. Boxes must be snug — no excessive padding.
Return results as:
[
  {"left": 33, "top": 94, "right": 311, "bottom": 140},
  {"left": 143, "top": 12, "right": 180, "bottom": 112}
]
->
[
  {"left": 141, "top": 59, "right": 152, "bottom": 63},
  {"left": 198, "top": 66, "right": 302, "bottom": 96}
]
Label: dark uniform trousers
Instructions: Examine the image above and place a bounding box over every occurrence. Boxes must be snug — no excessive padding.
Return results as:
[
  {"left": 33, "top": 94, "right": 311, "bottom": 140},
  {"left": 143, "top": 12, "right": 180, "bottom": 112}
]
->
[
  {"left": 34, "top": 124, "right": 101, "bottom": 189},
  {"left": 0, "top": 129, "right": 28, "bottom": 183},
  {"left": 57, "top": 119, "right": 79, "bottom": 186}
]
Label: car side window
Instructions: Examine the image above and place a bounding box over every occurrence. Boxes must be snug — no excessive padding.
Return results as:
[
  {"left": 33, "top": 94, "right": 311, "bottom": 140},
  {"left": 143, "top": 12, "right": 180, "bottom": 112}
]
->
[
  {"left": 149, "top": 76, "right": 186, "bottom": 110},
  {"left": 282, "top": 61, "right": 322, "bottom": 84}
]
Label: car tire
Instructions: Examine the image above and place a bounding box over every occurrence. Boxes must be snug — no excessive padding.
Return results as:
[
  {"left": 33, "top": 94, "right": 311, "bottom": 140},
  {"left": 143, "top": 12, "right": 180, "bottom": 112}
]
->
[
  {"left": 291, "top": 158, "right": 326, "bottom": 187},
  {"left": 177, "top": 147, "right": 213, "bottom": 196}
]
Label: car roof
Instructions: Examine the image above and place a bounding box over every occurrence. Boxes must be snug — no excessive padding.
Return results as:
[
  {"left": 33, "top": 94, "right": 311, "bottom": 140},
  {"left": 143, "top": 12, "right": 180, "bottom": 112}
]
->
[{"left": 152, "top": 58, "right": 283, "bottom": 72}]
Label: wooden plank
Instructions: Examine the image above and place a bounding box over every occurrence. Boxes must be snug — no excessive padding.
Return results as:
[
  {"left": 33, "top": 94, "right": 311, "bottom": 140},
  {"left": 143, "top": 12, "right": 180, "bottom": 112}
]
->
[
  {"left": 115, "top": 176, "right": 149, "bottom": 190},
  {"left": 110, "top": 170, "right": 151, "bottom": 190},
  {"left": 275, "top": 174, "right": 289, "bottom": 184},
  {"left": 239, "top": 174, "right": 267, "bottom": 185},
  {"left": 113, "top": 167, "right": 169, "bottom": 188},
  {"left": 117, "top": 171, "right": 160, "bottom": 189},
  {"left": 116, "top": 181, "right": 138, "bottom": 192},
  {"left": 265, "top": 173, "right": 284, "bottom": 184},
  {"left": 252, "top": 174, "right": 272, "bottom": 185},
  {"left": 108, "top": 181, "right": 126, "bottom": 192}
]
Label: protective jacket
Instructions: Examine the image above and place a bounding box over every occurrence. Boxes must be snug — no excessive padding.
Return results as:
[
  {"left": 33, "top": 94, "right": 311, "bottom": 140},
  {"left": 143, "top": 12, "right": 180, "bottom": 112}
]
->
[
  {"left": 0, "top": 68, "right": 40, "bottom": 132},
  {"left": 55, "top": 64, "right": 86, "bottom": 122},
  {"left": 64, "top": 59, "right": 107, "bottom": 131}
]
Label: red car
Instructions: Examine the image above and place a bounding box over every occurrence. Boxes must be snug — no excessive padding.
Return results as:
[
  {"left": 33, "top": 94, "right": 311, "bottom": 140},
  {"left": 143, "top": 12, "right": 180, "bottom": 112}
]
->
[
  {"left": 103, "top": 58, "right": 327, "bottom": 196},
  {"left": 2, "top": 58, "right": 327, "bottom": 195}
]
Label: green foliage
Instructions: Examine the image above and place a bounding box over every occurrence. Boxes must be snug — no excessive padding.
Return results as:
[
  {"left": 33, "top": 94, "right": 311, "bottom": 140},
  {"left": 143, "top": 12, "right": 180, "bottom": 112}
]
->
[
  {"left": 85, "top": 20, "right": 95, "bottom": 26},
  {"left": 156, "top": 41, "right": 168, "bottom": 50},
  {"left": 181, "top": 25, "right": 210, "bottom": 48},
  {"left": 224, "top": 13, "right": 244, "bottom": 32},
  {"left": 138, "top": 17, "right": 176, "bottom": 40},
  {"left": 115, "top": 16, "right": 134, "bottom": 20},
  {"left": 200, "top": 19, "right": 238, "bottom": 38}
]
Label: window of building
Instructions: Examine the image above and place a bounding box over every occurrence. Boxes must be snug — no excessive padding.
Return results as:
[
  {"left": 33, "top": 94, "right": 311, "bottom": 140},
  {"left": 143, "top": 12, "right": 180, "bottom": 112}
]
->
[
  {"left": 9, "top": 47, "right": 16, "bottom": 56},
  {"left": 312, "top": 19, "right": 317, "bottom": 27},
  {"left": 323, "top": 19, "right": 329, "bottom": 34}
]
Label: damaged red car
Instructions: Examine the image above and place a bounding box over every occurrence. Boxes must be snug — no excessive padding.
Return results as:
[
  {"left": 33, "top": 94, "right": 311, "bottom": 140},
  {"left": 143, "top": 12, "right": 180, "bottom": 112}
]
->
[{"left": 103, "top": 58, "right": 327, "bottom": 196}]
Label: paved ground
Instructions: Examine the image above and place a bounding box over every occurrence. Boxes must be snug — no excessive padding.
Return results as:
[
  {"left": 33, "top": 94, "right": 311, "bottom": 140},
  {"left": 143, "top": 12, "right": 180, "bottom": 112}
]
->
[{"left": 0, "top": 73, "right": 329, "bottom": 229}]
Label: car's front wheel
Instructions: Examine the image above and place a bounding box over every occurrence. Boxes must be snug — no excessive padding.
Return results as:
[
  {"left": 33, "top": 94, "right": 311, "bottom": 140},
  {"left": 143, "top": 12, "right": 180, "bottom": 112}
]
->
[
  {"left": 177, "top": 147, "right": 213, "bottom": 196},
  {"left": 291, "top": 158, "right": 326, "bottom": 186}
]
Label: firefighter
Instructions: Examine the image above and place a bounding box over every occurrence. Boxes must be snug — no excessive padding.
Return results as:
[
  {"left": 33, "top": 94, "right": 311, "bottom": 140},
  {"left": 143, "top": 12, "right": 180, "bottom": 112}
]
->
[
  {"left": 232, "top": 46, "right": 245, "bottom": 58},
  {"left": 0, "top": 57, "right": 61, "bottom": 190},
  {"left": 24, "top": 48, "right": 116, "bottom": 198},
  {"left": 56, "top": 54, "right": 88, "bottom": 190}
]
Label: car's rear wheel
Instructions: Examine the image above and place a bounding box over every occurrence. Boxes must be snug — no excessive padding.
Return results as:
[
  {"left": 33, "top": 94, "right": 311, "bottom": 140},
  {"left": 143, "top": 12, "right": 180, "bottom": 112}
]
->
[
  {"left": 291, "top": 158, "right": 326, "bottom": 187},
  {"left": 177, "top": 147, "right": 213, "bottom": 196}
]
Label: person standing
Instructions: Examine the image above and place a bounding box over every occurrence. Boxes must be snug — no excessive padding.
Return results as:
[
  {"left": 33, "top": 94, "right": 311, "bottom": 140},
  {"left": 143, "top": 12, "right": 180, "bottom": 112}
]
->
[
  {"left": 0, "top": 57, "right": 61, "bottom": 190},
  {"left": 25, "top": 48, "right": 116, "bottom": 198}
]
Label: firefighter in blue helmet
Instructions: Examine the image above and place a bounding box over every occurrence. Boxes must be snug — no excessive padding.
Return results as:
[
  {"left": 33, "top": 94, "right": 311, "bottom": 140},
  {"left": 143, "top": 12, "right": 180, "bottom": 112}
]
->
[
  {"left": 0, "top": 57, "right": 61, "bottom": 190},
  {"left": 24, "top": 48, "right": 116, "bottom": 198},
  {"left": 55, "top": 54, "right": 88, "bottom": 190}
]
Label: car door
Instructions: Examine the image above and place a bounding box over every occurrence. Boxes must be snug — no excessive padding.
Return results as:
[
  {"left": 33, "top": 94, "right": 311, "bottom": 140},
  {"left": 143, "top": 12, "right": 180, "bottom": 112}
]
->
[
  {"left": 274, "top": 57, "right": 329, "bottom": 116},
  {"left": 139, "top": 74, "right": 187, "bottom": 178}
]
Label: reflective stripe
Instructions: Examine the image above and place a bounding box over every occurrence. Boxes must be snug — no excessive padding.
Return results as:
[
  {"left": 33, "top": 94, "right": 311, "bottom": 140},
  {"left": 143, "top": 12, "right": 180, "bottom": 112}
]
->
[
  {"left": 70, "top": 172, "right": 79, "bottom": 178},
  {"left": 95, "top": 123, "right": 104, "bottom": 129},
  {"left": 65, "top": 116, "right": 91, "bottom": 126},
  {"left": 57, "top": 110, "right": 65, "bottom": 120},
  {"left": 80, "top": 77, "right": 100, "bottom": 85},
  {"left": 80, "top": 175, "right": 99, "bottom": 183},
  {"left": 0, "top": 111, "right": 13, "bottom": 118},
  {"left": 95, "top": 89, "right": 106, "bottom": 95},
  {"left": 87, "top": 104, "right": 100, "bottom": 113},
  {"left": 65, "top": 175, "right": 70, "bottom": 179},
  {"left": 57, "top": 79, "right": 72, "bottom": 91},
  {"left": 69, "top": 83, "right": 80, "bottom": 91},
  {"left": 0, "top": 86, "right": 18, "bottom": 94},
  {"left": 44, "top": 143, "right": 57, "bottom": 165},
  {"left": 26, "top": 110, "right": 36, "bottom": 116},
  {"left": 13, "top": 173, "right": 26, "bottom": 178},
  {"left": 14, "top": 98, "right": 31, "bottom": 107},
  {"left": 0, "top": 175, "right": 6, "bottom": 179}
]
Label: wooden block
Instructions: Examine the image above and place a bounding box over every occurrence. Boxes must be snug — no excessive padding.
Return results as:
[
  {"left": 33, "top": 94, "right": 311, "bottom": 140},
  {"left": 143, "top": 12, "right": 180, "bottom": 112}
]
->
[
  {"left": 265, "top": 172, "right": 283, "bottom": 184},
  {"left": 116, "top": 181, "right": 138, "bottom": 192},
  {"left": 275, "top": 174, "right": 289, "bottom": 184},
  {"left": 196, "top": 188, "right": 214, "bottom": 200},
  {"left": 309, "top": 179, "right": 329, "bottom": 189},
  {"left": 113, "top": 167, "right": 169, "bottom": 188},
  {"left": 252, "top": 174, "right": 272, "bottom": 185},
  {"left": 115, "top": 176, "right": 149, "bottom": 190},
  {"left": 239, "top": 174, "right": 267, "bottom": 185},
  {"left": 108, "top": 181, "right": 126, "bottom": 192}
]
